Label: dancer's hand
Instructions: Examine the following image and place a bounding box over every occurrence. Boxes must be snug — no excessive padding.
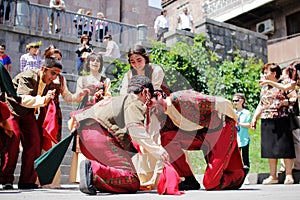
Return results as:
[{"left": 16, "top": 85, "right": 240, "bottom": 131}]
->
[
  {"left": 45, "top": 89, "right": 56, "bottom": 104},
  {"left": 68, "top": 117, "right": 79, "bottom": 131},
  {"left": 80, "top": 88, "right": 90, "bottom": 96},
  {"left": 160, "top": 150, "right": 170, "bottom": 164}
]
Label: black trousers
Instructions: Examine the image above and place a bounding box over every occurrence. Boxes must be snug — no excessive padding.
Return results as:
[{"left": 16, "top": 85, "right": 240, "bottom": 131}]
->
[{"left": 240, "top": 142, "right": 250, "bottom": 168}]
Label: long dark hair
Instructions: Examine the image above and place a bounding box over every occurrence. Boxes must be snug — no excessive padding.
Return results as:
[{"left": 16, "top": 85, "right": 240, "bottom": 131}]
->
[{"left": 128, "top": 44, "right": 152, "bottom": 77}]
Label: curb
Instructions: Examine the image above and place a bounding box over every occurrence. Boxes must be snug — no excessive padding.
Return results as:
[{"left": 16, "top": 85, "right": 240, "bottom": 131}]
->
[{"left": 195, "top": 170, "right": 300, "bottom": 185}]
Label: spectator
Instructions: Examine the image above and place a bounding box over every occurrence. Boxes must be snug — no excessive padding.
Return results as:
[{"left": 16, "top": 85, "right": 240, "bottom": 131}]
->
[
  {"left": 94, "top": 12, "right": 108, "bottom": 42},
  {"left": 0, "top": 44, "right": 12, "bottom": 74},
  {"left": 49, "top": 0, "right": 66, "bottom": 34},
  {"left": 75, "top": 34, "right": 93, "bottom": 75},
  {"left": 252, "top": 63, "right": 296, "bottom": 185},
  {"left": 232, "top": 93, "right": 251, "bottom": 185},
  {"left": 154, "top": 9, "right": 169, "bottom": 42},
  {"left": 20, "top": 41, "right": 43, "bottom": 72},
  {"left": 259, "top": 61, "right": 300, "bottom": 174},
  {"left": 98, "top": 34, "right": 121, "bottom": 59},
  {"left": 83, "top": 10, "right": 93, "bottom": 41},
  {"left": 73, "top": 8, "right": 85, "bottom": 38},
  {"left": 177, "top": 8, "right": 194, "bottom": 32},
  {"left": 0, "top": 0, "right": 11, "bottom": 24}
]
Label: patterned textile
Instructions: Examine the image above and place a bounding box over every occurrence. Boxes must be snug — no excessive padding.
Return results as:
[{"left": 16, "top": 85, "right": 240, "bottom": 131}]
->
[
  {"left": 20, "top": 53, "right": 42, "bottom": 72},
  {"left": 81, "top": 75, "right": 106, "bottom": 105},
  {"left": 259, "top": 85, "right": 292, "bottom": 119},
  {"left": 78, "top": 121, "right": 140, "bottom": 193},
  {"left": 175, "top": 90, "right": 215, "bottom": 126},
  {"left": 158, "top": 90, "right": 222, "bottom": 133},
  {"left": 0, "top": 54, "right": 11, "bottom": 67}
]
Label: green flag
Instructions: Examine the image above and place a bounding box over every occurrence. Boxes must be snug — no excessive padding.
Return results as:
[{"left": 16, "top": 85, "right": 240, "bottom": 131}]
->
[
  {"left": 0, "top": 63, "right": 21, "bottom": 102},
  {"left": 34, "top": 131, "right": 76, "bottom": 185}
]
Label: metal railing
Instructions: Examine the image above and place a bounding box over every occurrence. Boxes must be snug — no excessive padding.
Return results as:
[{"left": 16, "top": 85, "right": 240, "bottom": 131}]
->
[{"left": 0, "top": 0, "right": 147, "bottom": 47}]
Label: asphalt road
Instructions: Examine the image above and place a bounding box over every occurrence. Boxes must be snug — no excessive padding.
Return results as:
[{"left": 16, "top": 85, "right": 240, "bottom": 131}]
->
[{"left": 1, "top": 184, "right": 300, "bottom": 200}]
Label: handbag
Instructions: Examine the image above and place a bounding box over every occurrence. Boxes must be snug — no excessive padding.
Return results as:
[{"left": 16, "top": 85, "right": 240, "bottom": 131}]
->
[
  {"left": 284, "top": 92, "right": 300, "bottom": 130},
  {"left": 288, "top": 108, "right": 300, "bottom": 131}
]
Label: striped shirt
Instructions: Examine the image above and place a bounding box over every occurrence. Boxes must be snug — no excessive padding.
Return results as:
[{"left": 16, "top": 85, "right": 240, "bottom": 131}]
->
[{"left": 20, "top": 53, "right": 43, "bottom": 72}]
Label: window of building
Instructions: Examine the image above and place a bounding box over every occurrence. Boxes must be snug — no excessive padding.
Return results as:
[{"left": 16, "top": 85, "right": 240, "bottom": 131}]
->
[
  {"left": 148, "top": 0, "right": 162, "bottom": 9},
  {"left": 286, "top": 11, "right": 300, "bottom": 37}
]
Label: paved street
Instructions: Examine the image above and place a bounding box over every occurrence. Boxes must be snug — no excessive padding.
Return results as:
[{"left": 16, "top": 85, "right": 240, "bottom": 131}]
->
[{"left": 1, "top": 184, "right": 300, "bottom": 200}]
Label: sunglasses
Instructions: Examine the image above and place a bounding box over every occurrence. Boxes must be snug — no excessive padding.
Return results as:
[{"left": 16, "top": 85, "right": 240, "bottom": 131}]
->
[
  {"left": 30, "top": 46, "right": 39, "bottom": 48},
  {"left": 233, "top": 99, "right": 240, "bottom": 102}
]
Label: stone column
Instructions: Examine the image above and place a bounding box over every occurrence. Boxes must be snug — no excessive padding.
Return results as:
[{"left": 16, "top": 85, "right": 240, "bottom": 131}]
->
[
  {"left": 137, "top": 24, "right": 147, "bottom": 42},
  {"left": 14, "top": 0, "right": 29, "bottom": 27}
]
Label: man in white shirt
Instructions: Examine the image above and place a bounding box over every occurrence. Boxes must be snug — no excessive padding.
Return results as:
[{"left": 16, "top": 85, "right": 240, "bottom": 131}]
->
[
  {"left": 154, "top": 9, "right": 169, "bottom": 42},
  {"left": 49, "top": 0, "right": 66, "bottom": 33},
  {"left": 99, "top": 34, "right": 121, "bottom": 59},
  {"left": 178, "top": 8, "right": 194, "bottom": 32}
]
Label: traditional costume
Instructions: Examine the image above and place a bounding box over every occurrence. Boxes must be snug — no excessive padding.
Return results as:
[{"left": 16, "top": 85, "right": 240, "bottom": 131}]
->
[
  {"left": 69, "top": 73, "right": 111, "bottom": 183},
  {"left": 120, "top": 63, "right": 172, "bottom": 187},
  {"left": 0, "top": 63, "right": 19, "bottom": 189},
  {"left": 72, "top": 93, "right": 167, "bottom": 193},
  {"left": 156, "top": 90, "right": 245, "bottom": 190},
  {"left": 37, "top": 74, "right": 81, "bottom": 188},
  {"left": 2, "top": 64, "right": 65, "bottom": 189}
]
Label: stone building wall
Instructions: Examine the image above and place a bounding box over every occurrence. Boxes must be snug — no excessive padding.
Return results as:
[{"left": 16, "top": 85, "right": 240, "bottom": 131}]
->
[
  {"left": 165, "top": 18, "right": 267, "bottom": 63},
  {"left": 197, "top": 18, "right": 268, "bottom": 63}
]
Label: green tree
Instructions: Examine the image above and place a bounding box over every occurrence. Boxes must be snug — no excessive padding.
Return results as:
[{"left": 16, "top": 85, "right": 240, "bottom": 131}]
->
[{"left": 206, "top": 52, "right": 262, "bottom": 111}]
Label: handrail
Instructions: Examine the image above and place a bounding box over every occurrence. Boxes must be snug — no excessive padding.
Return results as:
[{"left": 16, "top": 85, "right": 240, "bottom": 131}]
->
[{"left": 0, "top": 0, "right": 145, "bottom": 47}]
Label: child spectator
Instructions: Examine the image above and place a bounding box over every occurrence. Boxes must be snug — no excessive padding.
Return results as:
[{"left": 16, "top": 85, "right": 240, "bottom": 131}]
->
[
  {"left": 94, "top": 12, "right": 108, "bottom": 42},
  {"left": 73, "top": 8, "right": 85, "bottom": 38},
  {"left": 83, "top": 10, "right": 93, "bottom": 41},
  {"left": 233, "top": 93, "right": 251, "bottom": 184},
  {"left": 0, "top": 44, "right": 12, "bottom": 74}
]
